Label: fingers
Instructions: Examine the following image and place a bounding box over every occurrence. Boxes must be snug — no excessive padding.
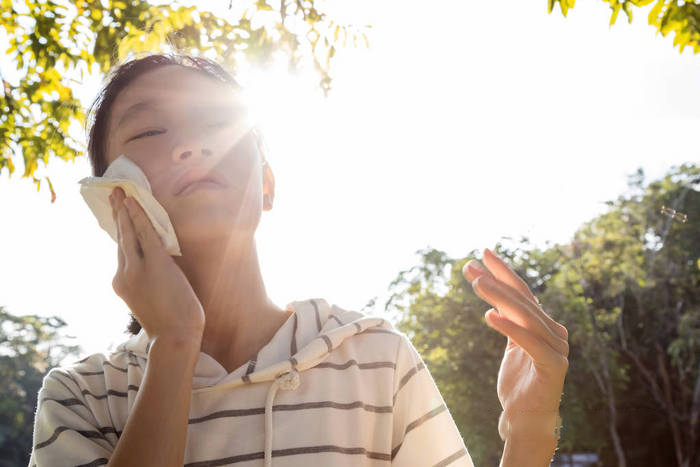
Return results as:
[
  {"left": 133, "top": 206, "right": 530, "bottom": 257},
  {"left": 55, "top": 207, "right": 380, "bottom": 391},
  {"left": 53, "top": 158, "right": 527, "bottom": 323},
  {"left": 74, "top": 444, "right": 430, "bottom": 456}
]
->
[
  {"left": 111, "top": 188, "right": 143, "bottom": 261},
  {"left": 485, "top": 309, "right": 569, "bottom": 369},
  {"left": 110, "top": 191, "right": 125, "bottom": 270},
  {"left": 478, "top": 249, "right": 568, "bottom": 340},
  {"left": 122, "top": 195, "right": 163, "bottom": 255},
  {"left": 482, "top": 248, "right": 540, "bottom": 310},
  {"left": 474, "top": 274, "right": 569, "bottom": 357}
]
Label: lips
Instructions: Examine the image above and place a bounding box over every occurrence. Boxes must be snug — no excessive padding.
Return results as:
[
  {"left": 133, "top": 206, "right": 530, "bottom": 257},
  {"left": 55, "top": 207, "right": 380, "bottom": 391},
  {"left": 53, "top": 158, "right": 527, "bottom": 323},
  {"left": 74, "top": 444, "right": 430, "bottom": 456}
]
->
[{"left": 175, "top": 169, "right": 227, "bottom": 196}]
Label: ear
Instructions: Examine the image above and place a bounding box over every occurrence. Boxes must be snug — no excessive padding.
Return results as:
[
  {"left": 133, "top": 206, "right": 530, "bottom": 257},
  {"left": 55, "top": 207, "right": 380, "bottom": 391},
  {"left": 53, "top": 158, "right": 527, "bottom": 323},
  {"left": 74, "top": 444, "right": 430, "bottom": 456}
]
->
[
  {"left": 262, "top": 159, "right": 275, "bottom": 211},
  {"left": 253, "top": 128, "right": 275, "bottom": 210}
]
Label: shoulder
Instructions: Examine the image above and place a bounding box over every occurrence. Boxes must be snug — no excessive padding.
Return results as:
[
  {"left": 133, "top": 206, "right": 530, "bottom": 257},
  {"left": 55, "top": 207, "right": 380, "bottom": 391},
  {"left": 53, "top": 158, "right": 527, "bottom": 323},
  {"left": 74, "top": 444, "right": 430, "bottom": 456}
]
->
[
  {"left": 334, "top": 311, "right": 414, "bottom": 362},
  {"left": 40, "top": 349, "right": 139, "bottom": 397}
]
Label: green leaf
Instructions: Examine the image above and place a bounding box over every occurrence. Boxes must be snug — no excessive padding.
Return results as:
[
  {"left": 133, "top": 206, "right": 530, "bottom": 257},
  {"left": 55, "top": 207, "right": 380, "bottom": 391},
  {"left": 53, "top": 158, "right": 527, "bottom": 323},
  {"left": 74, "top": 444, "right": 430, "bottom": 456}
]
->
[
  {"left": 648, "top": 0, "right": 665, "bottom": 25},
  {"left": 623, "top": 2, "right": 632, "bottom": 23},
  {"left": 610, "top": 5, "right": 620, "bottom": 26}
]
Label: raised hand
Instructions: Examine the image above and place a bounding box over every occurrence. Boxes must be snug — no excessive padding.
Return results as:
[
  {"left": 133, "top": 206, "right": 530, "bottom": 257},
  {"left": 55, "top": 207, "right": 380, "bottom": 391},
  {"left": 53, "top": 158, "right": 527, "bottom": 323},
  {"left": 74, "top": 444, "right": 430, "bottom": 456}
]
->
[
  {"left": 110, "top": 187, "right": 206, "bottom": 346},
  {"left": 462, "top": 248, "right": 569, "bottom": 442}
]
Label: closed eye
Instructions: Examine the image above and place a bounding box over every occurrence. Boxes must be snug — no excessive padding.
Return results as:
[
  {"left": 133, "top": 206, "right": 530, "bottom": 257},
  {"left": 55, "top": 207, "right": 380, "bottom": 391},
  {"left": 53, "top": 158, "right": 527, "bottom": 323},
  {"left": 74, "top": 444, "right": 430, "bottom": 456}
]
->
[{"left": 130, "top": 129, "right": 165, "bottom": 141}]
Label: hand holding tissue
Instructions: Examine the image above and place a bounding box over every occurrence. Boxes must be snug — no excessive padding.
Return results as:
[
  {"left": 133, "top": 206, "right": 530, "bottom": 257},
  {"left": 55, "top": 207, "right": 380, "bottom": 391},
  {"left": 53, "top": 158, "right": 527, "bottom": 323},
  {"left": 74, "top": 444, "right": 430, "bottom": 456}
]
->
[{"left": 78, "top": 155, "right": 182, "bottom": 256}]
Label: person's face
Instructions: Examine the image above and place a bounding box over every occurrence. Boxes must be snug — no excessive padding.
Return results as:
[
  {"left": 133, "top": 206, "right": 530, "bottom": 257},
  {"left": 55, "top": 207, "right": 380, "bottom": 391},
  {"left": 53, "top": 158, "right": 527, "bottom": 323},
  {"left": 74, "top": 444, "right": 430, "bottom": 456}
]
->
[{"left": 104, "top": 65, "right": 272, "bottom": 246}]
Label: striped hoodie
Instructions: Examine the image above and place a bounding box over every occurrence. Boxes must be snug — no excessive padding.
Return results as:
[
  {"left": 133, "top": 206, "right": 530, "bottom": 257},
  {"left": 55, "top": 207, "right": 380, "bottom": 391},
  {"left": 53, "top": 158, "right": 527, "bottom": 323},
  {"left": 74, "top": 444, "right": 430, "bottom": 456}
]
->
[{"left": 28, "top": 298, "right": 474, "bottom": 466}]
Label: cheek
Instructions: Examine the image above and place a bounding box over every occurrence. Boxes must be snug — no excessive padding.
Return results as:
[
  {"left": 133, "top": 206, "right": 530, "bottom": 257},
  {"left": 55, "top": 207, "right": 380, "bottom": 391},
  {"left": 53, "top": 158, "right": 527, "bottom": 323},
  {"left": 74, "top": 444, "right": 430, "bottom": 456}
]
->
[
  {"left": 124, "top": 140, "right": 172, "bottom": 188},
  {"left": 226, "top": 137, "right": 260, "bottom": 179},
  {"left": 125, "top": 138, "right": 170, "bottom": 166}
]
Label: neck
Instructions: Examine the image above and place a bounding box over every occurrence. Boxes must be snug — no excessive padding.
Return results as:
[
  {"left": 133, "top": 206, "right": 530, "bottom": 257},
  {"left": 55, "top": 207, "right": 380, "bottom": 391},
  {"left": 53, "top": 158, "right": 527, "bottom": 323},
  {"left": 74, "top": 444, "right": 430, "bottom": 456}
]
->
[{"left": 174, "top": 234, "right": 291, "bottom": 373}]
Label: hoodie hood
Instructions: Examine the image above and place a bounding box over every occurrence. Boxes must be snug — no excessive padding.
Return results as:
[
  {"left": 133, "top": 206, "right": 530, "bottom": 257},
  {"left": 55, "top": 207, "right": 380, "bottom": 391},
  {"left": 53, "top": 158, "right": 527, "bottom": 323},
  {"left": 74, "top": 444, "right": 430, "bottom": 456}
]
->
[
  {"left": 114, "top": 298, "right": 388, "bottom": 390},
  {"left": 113, "top": 298, "right": 390, "bottom": 466}
]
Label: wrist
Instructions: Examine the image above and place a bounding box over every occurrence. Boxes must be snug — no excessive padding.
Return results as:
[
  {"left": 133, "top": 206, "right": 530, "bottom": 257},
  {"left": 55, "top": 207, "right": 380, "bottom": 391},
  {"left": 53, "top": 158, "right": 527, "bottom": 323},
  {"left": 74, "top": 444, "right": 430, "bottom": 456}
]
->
[
  {"left": 499, "top": 409, "right": 562, "bottom": 442},
  {"left": 501, "top": 434, "right": 558, "bottom": 467},
  {"left": 151, "top": 332, "right": 202, "bottom": 357}
]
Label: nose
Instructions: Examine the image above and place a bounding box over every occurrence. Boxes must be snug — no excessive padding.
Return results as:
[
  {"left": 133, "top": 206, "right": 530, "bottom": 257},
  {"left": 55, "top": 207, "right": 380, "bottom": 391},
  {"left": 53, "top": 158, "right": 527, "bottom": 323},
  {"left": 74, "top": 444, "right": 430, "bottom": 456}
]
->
[{"left": 171, "top": 136, "right": 215, "bottom": 163}]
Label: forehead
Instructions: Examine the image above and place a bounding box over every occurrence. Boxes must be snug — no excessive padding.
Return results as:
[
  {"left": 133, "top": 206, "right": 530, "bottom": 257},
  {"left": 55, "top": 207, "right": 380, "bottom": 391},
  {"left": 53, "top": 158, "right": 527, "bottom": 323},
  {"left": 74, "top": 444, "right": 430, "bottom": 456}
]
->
[{"left": 108, "top": 65, "right": 240, "bottom": 130}]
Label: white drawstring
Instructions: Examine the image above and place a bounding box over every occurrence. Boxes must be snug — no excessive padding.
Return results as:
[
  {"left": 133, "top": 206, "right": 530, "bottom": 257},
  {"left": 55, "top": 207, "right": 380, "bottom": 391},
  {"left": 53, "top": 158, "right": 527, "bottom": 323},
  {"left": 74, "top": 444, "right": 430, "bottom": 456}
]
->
[{"left": 264, "top": 370, "right": 300, "bottom": 467}]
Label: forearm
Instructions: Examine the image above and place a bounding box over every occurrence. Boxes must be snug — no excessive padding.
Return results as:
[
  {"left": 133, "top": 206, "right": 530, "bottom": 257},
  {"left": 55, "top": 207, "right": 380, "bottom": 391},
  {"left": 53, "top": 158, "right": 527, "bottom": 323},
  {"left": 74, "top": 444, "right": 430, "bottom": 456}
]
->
[
  {"left": 499, "top": 435, "right": 558, "bottom": 467},
  {"left": 107, "top": 334, "right": 201, "bottom": 467},
  {"left": 498, "top": 410, "right": 560, "bottom": 467}
]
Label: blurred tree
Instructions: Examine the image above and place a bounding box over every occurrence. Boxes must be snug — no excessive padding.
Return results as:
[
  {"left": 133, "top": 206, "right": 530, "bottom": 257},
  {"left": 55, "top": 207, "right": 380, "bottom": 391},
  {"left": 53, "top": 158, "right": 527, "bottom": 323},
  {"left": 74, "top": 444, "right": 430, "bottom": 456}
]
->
[
  {"left": 0, "top": 0, "right": 369, "bottom": 201},
  {"left": 549, "top": 0, "right": 700, "bottom": 54},
  {"left": 380, "top": 163, "right": 700, "bottom": 467},
  {"left": 0, "top": 306, "right": 82, "bottom": 467}
]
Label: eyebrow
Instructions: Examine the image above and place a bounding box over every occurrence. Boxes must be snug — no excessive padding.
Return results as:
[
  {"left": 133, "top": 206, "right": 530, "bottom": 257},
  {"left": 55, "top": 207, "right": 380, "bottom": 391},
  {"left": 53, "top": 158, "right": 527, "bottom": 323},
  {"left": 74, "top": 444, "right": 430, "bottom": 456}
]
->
[
  {"left": 115, "top": 100, "right": 162, "bottom": 131},
  {"left": 115, "top": 100, "right": 243, "bottom": 131}
]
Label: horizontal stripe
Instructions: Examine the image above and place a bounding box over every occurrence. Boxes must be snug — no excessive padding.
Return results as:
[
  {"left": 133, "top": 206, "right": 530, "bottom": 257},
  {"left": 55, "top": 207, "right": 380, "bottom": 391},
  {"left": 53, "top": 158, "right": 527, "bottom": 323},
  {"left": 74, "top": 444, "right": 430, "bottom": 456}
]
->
[
  {"left": 329, "top": 314, "right": 343, "bottom": 325},
  {"left": 274, "top": 400, "right": 391, "bottom": 414},
  {"left": 47, "top": 374, "right": 85, "bottom": 403},
  {"left": 35, "top": 425, "right": 110, "bottom": 450},
  {"left": 274, "top": 445, "right": 390, "bottom": 461},
  {"left": 76, "top": 361, "right": 140, "bottom": 376},
  {"left": 363, "top": 328, "right": 396, "bottom": 335},
  {"left": 77, "top": 459, "right": 109, "bottom": 467},
  {"left": 391, "top": 404, "right": 447, "bottom": 460},
  {"left": 41, "top": 397, "right": 83, "bottom": 407},
  {"left": 189, "top": 400, "right": 392, "bottom": 424},
  {"left": 184, "top": 445, "right": 391, "bottom": 466},
  {"left": 435, "top": 448, "right": 468, "bottom": 467},
  {"left": 291, "top": 312, "right": 298, "bottom": 355},
  {"left": 405, "top": 404, "right": 447, "bottom": 435},
  {"left": 245, "top": 359, "right": 256, "bottom": 375},
  {"left": 311, "top": 299, "right": 322, "bottom": 331},
  {"left": 314, "top": 359, "right": 395, "bottom": 371},
  {"left": 320, "top": 334, "right": 333, "bottom": 352},
  {"left": 393, "top": 361, "right": 426, "bottom": 405},
  {"left": 82, "top": 385, "right": 140, "bottom": 400}
]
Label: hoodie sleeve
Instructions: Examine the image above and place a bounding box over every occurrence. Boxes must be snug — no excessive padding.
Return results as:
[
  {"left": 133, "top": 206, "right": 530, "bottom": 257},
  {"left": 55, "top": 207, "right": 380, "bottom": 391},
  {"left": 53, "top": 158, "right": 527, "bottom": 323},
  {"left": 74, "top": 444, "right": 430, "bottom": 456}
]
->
[
  {"left": 28, "top": 367, "right": 114, "bottom": 467},
  {"left": 391, "top": 333, "right": 475, "bottom": 467}
]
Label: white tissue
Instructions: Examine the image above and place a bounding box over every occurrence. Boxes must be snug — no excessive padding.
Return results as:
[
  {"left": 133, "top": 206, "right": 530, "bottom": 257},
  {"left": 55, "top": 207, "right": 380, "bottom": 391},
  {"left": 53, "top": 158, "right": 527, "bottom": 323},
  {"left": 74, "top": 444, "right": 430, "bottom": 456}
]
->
[{"left": 78, "top": 155, "right": 182, "bottom": 256}]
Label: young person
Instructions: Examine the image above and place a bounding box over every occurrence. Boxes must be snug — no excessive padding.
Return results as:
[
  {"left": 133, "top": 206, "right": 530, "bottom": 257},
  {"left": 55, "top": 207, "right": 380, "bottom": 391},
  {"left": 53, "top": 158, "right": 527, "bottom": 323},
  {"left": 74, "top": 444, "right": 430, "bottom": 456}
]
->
[{"left": 28, "top": 53, "right": 569, "bottom": 467}]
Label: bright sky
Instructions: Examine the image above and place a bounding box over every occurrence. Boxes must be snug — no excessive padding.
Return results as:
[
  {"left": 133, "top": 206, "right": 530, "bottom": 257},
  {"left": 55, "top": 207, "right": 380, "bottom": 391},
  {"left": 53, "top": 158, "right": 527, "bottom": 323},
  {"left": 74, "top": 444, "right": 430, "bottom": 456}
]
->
[{"left": 1, "top": 0, "right": 698, "bottom": 365}]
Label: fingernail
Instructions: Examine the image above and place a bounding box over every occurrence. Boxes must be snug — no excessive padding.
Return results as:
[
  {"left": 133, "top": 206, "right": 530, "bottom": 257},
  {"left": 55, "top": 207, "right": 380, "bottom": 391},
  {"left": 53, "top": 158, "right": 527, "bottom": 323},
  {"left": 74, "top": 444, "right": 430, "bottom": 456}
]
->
[{"left": 469, "top": 261, "right": 487, "bottom": 273}]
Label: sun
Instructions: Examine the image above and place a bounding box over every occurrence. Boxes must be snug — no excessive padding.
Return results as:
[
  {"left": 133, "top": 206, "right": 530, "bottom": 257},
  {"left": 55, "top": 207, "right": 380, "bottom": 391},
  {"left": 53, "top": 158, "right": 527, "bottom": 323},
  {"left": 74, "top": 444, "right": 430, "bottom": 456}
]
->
[{"left": 231, "top": 51, "right": 326, "bottom": 165}]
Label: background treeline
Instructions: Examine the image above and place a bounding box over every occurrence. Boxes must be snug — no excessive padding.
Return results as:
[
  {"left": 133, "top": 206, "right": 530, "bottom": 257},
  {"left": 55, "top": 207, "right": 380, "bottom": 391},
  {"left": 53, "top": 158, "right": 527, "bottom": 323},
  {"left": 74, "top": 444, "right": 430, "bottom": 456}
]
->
[
  {"left": 375, "top": 163, "right": 700, "bottom": 467},
  {"left": 3, "top": 163, "right": 697, "bottom": 466}
]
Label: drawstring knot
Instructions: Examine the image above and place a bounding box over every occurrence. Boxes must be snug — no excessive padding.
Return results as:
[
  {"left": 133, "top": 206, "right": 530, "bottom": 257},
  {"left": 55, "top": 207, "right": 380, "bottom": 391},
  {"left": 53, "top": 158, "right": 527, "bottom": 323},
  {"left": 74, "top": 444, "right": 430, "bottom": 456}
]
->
[
  {"left": 264, "top": 370, "right": 301, "bottom": 467},
  {"left": 277, "top": 370, "right": 300, "bottom": 390}
]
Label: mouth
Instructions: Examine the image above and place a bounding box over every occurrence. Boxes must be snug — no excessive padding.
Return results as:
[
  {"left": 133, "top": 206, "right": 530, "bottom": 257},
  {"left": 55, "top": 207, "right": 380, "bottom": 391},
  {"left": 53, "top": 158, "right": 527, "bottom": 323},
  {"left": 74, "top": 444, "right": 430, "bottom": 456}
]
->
[
  {"left": 177, "top": 179, "right": 225, "bottom": 196},
  {"left": 175, "top": 170, "right": 228, "bottom": 196}
]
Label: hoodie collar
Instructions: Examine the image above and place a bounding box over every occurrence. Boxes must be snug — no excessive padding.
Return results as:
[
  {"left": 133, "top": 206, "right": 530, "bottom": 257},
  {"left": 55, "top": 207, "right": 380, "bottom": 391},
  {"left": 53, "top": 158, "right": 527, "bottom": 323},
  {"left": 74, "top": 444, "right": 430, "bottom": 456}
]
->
[{"left": 114, "top": 298, "right": 371, "bottom": 386}]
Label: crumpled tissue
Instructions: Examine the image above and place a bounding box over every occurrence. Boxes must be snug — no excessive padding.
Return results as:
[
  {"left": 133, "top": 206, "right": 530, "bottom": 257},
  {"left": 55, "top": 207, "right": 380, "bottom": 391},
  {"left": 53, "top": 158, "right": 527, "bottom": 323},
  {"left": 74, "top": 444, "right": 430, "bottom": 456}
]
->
[{"left": 78, "top": 154, "right": 182, "bottom": 256}]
